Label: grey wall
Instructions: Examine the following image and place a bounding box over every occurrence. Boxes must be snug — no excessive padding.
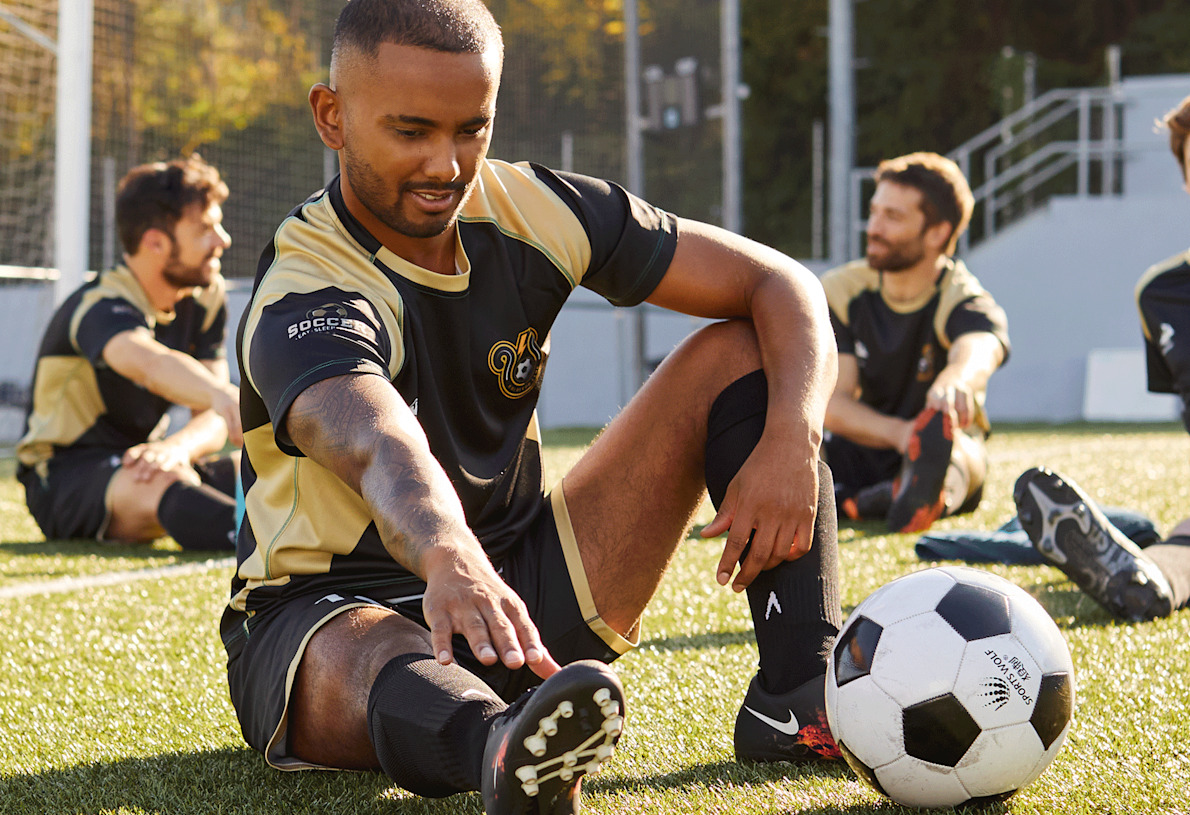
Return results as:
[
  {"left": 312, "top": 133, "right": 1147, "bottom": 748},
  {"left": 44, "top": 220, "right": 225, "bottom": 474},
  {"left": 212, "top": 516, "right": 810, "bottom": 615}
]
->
[{"left": 965, "top": 75, "right": 1189, "bottom": 423}]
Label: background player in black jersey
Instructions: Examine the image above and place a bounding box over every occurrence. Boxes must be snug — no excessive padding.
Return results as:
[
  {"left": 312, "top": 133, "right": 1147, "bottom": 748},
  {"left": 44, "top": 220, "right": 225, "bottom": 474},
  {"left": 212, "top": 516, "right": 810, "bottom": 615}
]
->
[
  {"left": 16, "top": 155, "right": 242, "bottom": 552},
  {"left": 223, "top": 1, "right": 844, "bottom": 812},
  {"left": 819, "top": 152, "right": 1010, "bottom": 533},
  {"left": 1013, "top": 94, "right": 1190, "bottom": 623}
]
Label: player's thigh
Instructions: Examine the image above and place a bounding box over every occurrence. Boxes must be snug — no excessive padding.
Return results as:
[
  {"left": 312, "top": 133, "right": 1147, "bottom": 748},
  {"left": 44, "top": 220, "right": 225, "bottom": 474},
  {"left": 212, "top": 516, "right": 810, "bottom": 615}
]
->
[
  {"left": 561, "top": 319, "right": 762, "bottom": 629},
  {"left": 222, "top": 594, "right": 434, "bottom": 771},
  {"left": 20, "top": 449, "right": 120, "bottom": 540}
]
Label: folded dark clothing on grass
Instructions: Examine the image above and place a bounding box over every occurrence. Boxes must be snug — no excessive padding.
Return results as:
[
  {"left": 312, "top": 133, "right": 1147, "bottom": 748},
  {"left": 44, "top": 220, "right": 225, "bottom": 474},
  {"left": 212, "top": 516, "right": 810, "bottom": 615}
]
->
[{"left": 915, "top": 508, "right": 1161, "bottom": 565}]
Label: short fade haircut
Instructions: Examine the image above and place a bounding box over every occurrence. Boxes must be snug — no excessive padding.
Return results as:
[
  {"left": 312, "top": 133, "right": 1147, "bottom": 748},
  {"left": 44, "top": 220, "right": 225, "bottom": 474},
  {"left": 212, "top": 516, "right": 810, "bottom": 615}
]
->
[
  {"left": 874, "top": 152, "right": 974, "bottom": 256},
  {"left": 1158, "top": 94, "right": 1190, "bottom": 181},
  {"left": 331, "top": 0, "right": 503, "bottom": 72},
  {"left": 116, "top": 154, "right": 228, "bottom": 256}
]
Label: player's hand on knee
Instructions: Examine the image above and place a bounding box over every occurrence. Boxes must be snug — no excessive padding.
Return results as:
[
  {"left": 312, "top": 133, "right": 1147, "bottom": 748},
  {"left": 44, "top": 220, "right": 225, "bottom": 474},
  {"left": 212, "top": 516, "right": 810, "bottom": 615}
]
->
[
  {"left": 121, "top": 442, "right": 197, "bottom": 484},
  {"left": 702, "top": 438, "right": 819, "bottom": 591}
]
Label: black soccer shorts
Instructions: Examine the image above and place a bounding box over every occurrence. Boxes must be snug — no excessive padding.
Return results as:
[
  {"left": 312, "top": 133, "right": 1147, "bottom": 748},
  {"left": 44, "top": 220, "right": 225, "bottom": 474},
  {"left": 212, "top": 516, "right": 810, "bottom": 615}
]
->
[{"left": 220, "top": 487, "right": 637, "bottom": 771}]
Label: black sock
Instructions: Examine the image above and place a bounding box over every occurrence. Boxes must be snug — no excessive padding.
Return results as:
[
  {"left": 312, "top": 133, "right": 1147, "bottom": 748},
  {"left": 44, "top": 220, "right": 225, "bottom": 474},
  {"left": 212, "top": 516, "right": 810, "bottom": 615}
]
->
[
  {"left": 1143, "top": 534, "right": 1190, "bottom": 611},
  {"left": 367, "top": 654, "right": 505, "bottom": 796},
  {"left": 704, "top": 371, "right": 843, "bottom": 694},
  {"left": 157, "top": 481, "right": 236, "bottom": 551}
]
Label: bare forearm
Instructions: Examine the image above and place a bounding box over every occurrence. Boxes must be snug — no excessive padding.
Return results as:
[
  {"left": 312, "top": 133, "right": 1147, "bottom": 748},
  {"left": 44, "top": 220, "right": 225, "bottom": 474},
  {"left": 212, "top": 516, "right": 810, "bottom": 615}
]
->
[
  {"left": 163, "top": 409, "right": 229, "bottom": 461},
  {"left": 825, "top": 393, "right": 910, "bottom": 451},
  {"left": 141, "top": 351, "right": 235, "bottom": 411},
  {"left": 749, "top": 265, "right": 837, "bottom": 448},
  {"left": 286, "top": 375, "right": 479, "bottom": 578}
]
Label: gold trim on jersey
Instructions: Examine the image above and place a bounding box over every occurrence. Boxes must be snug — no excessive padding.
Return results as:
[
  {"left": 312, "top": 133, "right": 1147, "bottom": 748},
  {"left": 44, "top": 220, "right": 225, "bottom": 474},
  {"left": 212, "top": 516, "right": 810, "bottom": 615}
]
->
[
  {"left": 1135, "top": 249, "right": 1190, "bottom": 342},
  {"left": 549, "top": 485, "right": 639, "bottom": 655},
  {"left": 460, "top": 160, "right": 595, "bottom": 289},
  {"left": 16, "top": 358, "right": 104, "bottom": 467}
]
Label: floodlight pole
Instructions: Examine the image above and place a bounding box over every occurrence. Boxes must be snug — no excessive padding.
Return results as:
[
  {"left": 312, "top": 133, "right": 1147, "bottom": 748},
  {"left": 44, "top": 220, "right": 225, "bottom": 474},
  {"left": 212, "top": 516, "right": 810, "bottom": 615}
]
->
[
  {"left": 720, "top": 0, "right": 741, "bottom": 234},
  {"left": 828, "top": 0, "right": 855, "bottom": 265},
  {"left": 55, "top": 0, "right": 94, "bottom": 303}
]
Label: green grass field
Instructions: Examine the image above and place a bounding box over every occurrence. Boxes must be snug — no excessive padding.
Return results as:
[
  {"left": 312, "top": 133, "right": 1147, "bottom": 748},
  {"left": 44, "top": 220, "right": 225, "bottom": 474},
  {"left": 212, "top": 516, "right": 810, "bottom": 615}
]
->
[{"left": 2, "top": 424, "right": 1188, "bottom": 814}]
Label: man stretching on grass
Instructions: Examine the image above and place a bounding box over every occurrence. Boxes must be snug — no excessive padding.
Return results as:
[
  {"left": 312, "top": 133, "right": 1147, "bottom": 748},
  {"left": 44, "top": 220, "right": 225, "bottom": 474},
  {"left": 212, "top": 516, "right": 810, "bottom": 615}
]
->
[
  {"left": 819, "top": 153, "right": 1010, "bottom": 533},
  {"left": 1014, "top": 94, "right": 1190, "bottom": 622},
  {"left": 221, "top": 0, "right": 844, "bottom": 811},
  {"left": 17, "top": 155, "right": 241, "bottom": 551}
]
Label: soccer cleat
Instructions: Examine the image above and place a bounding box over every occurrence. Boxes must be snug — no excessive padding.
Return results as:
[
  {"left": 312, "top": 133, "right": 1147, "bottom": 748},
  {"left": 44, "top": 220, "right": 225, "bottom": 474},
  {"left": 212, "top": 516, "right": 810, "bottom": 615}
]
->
[
  {"left": 734, "top": 673, "right": 842, "bottom": 764},
  {"left": 840, "top": 479, "right": 895, "bottom": 522},
  {"left": 1013, "top": 467, "right": 1173, "bottom": 622},
  {"left": 482, "top": 660, "right": 625, "bottom": 814},
  {"left": 887, "top": 407, "right": 955, "bottom": 534}
]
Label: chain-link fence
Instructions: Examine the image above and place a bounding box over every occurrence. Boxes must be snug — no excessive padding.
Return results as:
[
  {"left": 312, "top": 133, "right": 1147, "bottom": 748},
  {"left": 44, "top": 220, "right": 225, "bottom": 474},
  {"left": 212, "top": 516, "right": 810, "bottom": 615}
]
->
[{"left": 1, "top": 0, "right": 725, "bottom": 280}]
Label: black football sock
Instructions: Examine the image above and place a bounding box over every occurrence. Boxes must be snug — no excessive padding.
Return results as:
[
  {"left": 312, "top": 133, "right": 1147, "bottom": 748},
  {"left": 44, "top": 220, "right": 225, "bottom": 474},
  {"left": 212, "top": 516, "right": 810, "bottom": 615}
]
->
[
  {"left": 1142, "top": 534, "right": 1190, "bottom": 610},
  {"left": 157, "top": 481, "right": 237, "bottom": 551},
  {"left": 705, "top": 371, "right": 843, "bottom": 694},
  {"left": 367, "top": 654, "right": 505, "bottom": 796}
]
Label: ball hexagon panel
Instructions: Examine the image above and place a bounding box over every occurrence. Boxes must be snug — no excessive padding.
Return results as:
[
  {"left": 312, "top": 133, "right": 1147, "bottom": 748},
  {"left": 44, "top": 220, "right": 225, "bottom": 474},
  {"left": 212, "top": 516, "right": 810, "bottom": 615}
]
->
[
  {"left": 1031, "top": 671, "right": 1075, "bottom": 750},
  {"left": 935, "top": 581, "right": 1012, "bottom": 641},
  {"left": 955, "top": 721, "right": 1046, "bottom": 798},
  {"left": 827, "top": 673, "right": 906, "bottom": 769},
  {"left": 850, "top": 567, "right": 958, "bottom": 627},
  {"left": 902, "top": 693, "right": 981, "bottom": 767},
  {"left": 832, "top": 615, "right": 882, "bottom": 687},
  {"left": 954, "top": 633, "right": 1045, "bottom": 729},
  {"left": 869, "top": 612, "right": 967, "bottom": 706},
  {"left": 874, "top": 753, "right": 972, "bottom": 810}
]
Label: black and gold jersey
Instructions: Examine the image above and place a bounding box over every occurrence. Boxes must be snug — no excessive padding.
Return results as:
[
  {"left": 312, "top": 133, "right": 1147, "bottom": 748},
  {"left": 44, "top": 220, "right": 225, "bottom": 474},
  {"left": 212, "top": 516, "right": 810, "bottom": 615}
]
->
[
  {"left": 229, "top": 159, "right": 677, "bottom": 614},
  {"left": 820, "top": 258, "right": 1009, "bottom": 432},
  {"left": 16, "top": 265, "right": 227, "bottom": 472},
  {"left": 1135, "top": 249, "right": 1190, "bottom": 428}
]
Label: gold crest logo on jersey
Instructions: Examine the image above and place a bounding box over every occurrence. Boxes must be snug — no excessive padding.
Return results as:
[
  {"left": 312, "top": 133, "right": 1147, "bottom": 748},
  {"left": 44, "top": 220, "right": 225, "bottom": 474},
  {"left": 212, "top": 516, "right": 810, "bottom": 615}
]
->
[
  {"left": 488, "top": 327, "right": 543, "bottom": 399},
  {"left": 916, "top": 343, "right": 935, "bottom": 382}
]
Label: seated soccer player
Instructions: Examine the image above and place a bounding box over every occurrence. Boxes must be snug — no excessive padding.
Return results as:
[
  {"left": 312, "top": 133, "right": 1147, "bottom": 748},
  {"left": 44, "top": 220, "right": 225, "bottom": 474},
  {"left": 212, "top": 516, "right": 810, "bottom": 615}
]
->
[
  {"left": 16, "top": 155, "right": 242, "bottom": 552},
  {"left": 221, "top": 1, "right": 844, "bottom": 812},
  {"left": 1012, "top": 94, "right": 1190, "bottom": 623},
  {"left": 820, "top": 152, "right": 1010, "bottom": 533}
]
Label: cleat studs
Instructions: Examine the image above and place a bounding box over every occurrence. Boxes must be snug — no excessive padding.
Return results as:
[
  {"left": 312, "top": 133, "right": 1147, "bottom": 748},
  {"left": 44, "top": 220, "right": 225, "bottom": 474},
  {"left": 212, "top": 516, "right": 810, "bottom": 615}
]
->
[
  {"left": 603, "top": 716, "right": 624, "bottom": 736},
  {"left": 600, "top": 701, "right": 620, "bottom": 718},
  {"left": 515, "top": 766, "right": 538, "bottom": 783},
  {"left": 524, "top": 735, "right": 548, "bottom": 756},
  {"left": 563, "top": 752, "right": 578, "bottom": 767},
  {"left": 596, "top": 744, "right": 614, "bottom": 760},
  {"left": 558, "top": 700, "right": 574, "bottom": 718},
  {"left": 521, "top": 782, "right": 540, "bottom": 797},
  {"left": 559, "top": 768, "right": 573, "bottom": 781},
  {"left": 541, "top": 718, "right": 558, "bottom": 736},
  {"left": 593, "top": 688, "right": 611, "bottom": 705}
]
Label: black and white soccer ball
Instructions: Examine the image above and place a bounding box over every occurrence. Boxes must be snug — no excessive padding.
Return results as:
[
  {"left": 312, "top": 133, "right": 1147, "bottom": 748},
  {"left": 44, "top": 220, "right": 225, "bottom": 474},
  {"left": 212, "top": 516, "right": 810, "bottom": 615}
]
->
[{"left": 825, "top": 566, "right": 1075, "bottom": 809}]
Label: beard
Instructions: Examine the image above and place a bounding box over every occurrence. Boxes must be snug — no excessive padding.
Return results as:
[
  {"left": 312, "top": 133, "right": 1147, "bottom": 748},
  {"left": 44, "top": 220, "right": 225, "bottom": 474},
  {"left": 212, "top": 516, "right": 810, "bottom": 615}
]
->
[
  {"left": 866, "top": 236, "right": 926, "bottom": 272},
  {"left": 162, "top": 246, "right": 217, "bottom": 288},
  {"left": 342, "top": 143, "right": 471, "bottom": 240}
]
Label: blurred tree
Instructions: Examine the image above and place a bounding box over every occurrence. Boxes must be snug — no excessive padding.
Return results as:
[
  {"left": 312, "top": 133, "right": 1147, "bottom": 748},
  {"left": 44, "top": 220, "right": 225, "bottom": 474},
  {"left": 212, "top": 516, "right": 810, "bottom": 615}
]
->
[{"left": 92, "top": 0, "right": 322, "bottom": 162}]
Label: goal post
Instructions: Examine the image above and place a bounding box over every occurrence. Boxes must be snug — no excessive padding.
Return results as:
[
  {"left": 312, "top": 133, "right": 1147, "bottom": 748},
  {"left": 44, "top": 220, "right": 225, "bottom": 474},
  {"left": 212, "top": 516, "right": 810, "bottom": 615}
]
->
[{"left": 55, "top": 0, "right": 93, "bottom": 304}]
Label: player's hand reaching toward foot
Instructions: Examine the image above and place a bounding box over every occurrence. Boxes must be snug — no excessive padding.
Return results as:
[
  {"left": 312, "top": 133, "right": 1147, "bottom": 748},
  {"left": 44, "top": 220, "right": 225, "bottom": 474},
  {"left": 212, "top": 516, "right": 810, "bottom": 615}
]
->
[{"left": 421, "top": 544, "right": 560, "bottom": 680}]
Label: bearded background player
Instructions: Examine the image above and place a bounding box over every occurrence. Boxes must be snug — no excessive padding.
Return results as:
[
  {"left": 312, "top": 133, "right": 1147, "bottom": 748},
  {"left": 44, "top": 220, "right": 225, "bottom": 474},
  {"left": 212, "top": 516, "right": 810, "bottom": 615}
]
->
[
  {"left": 819, "top": 151, "right": 1010, "bottom": 533},
  {"left": 17, "top": 154, "right": 241, "bottom": 552}
]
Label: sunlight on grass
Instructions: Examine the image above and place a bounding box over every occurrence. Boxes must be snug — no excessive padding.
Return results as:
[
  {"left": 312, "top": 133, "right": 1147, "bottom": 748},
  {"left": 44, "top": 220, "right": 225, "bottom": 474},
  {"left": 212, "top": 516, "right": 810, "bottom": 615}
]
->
[{"left": 1, "top": 423, "right": 1188, "bottom": 813}]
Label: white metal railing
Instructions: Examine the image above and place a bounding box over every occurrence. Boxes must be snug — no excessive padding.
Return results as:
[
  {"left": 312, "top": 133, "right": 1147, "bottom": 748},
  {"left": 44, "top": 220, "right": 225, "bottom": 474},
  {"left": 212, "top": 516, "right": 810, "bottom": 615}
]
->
[{"left": 847, "top": 85, "right": 1125, "bottom": 260}]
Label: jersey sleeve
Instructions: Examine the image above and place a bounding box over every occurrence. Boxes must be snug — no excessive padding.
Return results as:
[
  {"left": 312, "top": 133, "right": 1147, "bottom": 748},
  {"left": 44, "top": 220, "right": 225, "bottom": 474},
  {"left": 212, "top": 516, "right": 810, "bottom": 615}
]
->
[
  {"left": 829, "top": 307, "right": 857, "bottom": 356},
  {"left": 245, "top": 286, "right": 394, "bottom": 455},
  {"left": 943, "top": 294, "right": 1011, "bottom": 362},
  {"left": 72, "top": 297, "right": 151, "bottom": 363},
  {"left": 532, "top": 165, "right": 678, "bottom": 307},
  {"left": 192, "top": 301, "right": 228, "bottom": 361}
]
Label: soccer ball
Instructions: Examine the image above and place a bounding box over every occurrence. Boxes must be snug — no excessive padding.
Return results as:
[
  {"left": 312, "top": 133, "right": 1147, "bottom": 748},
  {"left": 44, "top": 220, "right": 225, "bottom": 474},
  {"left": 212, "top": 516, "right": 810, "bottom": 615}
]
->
[{"left": 825, "top": 566, "right": 1075, "bottom": 808}]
